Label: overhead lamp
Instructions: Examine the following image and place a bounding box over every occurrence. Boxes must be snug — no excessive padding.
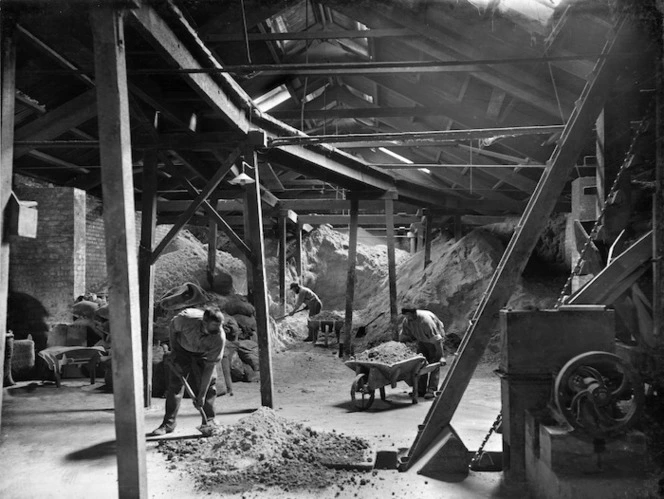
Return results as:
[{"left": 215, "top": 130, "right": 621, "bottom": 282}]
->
[{"left": 228, "top": 161, "right": 255, "bottom": 186}]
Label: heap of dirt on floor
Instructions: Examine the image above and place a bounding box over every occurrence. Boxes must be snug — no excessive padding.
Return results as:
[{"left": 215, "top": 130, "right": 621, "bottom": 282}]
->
[
  {"left": 158, "top": 407, "right": 374, "bottom": 494},
  {"left": 351, "top": 341, "right": 419, "bottom": 364}
]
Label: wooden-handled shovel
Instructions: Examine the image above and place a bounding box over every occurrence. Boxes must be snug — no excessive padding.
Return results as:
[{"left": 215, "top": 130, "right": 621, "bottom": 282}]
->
[
  {"left": 274, "top": 307, "right": 307, "bottom": 321},
  {"left": 355, "top": 311, "right": 386, "bottom": 338},
  {"left": 165, "top": 357, "right": 216, "bottom": 436}
]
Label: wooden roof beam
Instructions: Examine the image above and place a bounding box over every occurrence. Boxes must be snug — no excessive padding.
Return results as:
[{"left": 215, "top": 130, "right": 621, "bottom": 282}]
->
[
  {"left": 198, "top": 0, "right": 302, "bottom": 37},
  {"left": 342, "top": 74, "right": 549, "bottom": 161},
  {"left": 128, "top": 4, "right": 405, "bottom": 199},
  {"left": 157, "top": 193, "right": 514, "bottom": 216},
  {"left": 128, "top": 6, "right": 251, "bottom": 134},
  {"left": 356, "top": 146, "right": 524, "bottom": 211},
  {"left": 258, "top": 162, "right": 285, "bottom": 192},
  {"left": 163, "top": 213, "right": 421, "bottom": 227},
  {"left": 16, "top": 22, "right": 196, "bottom": 136},
  {"left": 397, "top": 2, "right": 593, "bottom": 81},
  {"left": 256, "top": 23, "right": 302, "bottom": 106},
  {"left": 25, "top": 150, "right": 90, "bottom": 174},
  {"left": 13, "top": 89, "right": 97, "bottom": 158},
  {"left": 269, "top": 125, "right": 565, "bottom": 147},
  {"left": 270, "top": 105, "right": 498, "bottom": 120},
  {"left": 16, "top": 23, "right": 94, "bottom": 87},
  {"left": 329, "top": 2, "right": 576, "bottom": 120},
  {"left": 202, "top": 28, "right": 415, "bottom": 43},
  {"left": 124, "top": 55, "right": 600, "bottom": 77},
  {"left": 150, "top": 147, "right": 242, "bottom": 264},
  {"left": 437, "top": 147, "right": 538, "bottom": 194}
]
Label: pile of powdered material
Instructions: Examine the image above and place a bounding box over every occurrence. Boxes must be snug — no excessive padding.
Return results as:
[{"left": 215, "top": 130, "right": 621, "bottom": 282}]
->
[
  {"left": 158, "top": 407, "right": 373, "bottom": 494},
  {"left": 310, "top": 310, "right": 344, "bottom": 322},
  {"left": 351, "top": 341, "right": 420, "bottom": 364}
]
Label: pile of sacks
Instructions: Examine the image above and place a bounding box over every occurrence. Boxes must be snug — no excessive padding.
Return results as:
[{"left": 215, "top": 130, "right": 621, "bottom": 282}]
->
[{"left": 64, "top": 284, "right": 262, "bottom": 396}]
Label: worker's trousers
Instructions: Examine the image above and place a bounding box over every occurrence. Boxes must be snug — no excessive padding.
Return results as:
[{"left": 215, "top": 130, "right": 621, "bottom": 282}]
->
[
  {"left": 161, "top": 347, "right": 217, "bottom": 430},
  {"left": 307, "top": 299, "right": 322, "bottom": 317},
  {"left": 416, "top": 342, "right": 440, "bottom": 395}
]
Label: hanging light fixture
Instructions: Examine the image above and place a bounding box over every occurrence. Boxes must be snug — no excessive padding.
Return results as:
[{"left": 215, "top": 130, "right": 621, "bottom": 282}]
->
[{"left": 229, "top": 161, "right": 255, "bottom": 185}]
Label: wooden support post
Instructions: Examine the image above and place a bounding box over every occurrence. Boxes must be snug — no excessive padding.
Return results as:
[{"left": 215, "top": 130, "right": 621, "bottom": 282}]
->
[
  {"left": 91, "top": 8, "right": 147, "bottom": 497},
  {"left": 343, "top": 198, "right": 359, "bottom": 357},
  {"left": 0, "top": 11, "right": 17, "bottom": 432},
  {"left": 243, "top": 147, "right": 274, "bottom": 407},
  {"left": 424, "top": 212, "right": 433, "bottom": 269},
  {"left": 596, "top": 100, "right": 632, "bottom": 242},
  {"left": 243, "top": 196, "right": 254, "bottom": 294},
  {"left": 454, "top": 214, "right": 462, "bottom": 240},
  {"left": 295, "top": 222, "right": 303, "bottom": 278},
  {"left": 139, "top": 149, "right": 157, "bottom": 408},
  {"left": 654, "top": 51, "right": 664, "bottom": 346},
  {"left": 384, "top": 194, "right": 398, "bottom": 339},
  {"left": 207, "top": 195, "right": 218, "bottom": 289},
  {"left": 416, "top": 223, "right": 424, "bottom": 251},
  {"left": 278, "top": 211, "right": 287, "bottom": 316},
  {"left": 405, "top": 16, "right": 632, "bottom": 468}
]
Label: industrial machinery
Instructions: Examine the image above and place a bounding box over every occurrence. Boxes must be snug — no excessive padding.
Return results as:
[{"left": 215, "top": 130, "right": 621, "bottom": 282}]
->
[
  {"left": 553, "top": 351, "right": 644, "bottom": 440},
  {"left": 499, "top": 306, "right": 650, "bottom": 499}
]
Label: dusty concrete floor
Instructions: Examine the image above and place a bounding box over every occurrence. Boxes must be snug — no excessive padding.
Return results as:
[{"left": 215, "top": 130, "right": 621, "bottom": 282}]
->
[{"left": 0, "top": 341, "right": 522, "bottom": 499}]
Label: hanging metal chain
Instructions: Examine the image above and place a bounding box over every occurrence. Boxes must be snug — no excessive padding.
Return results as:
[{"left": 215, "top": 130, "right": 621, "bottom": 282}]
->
[
  {"left": 469, "top": 411, "right": 502, "bottom": 467},
  {"left": 555, "top": 101, "right": 654, "bottom": 308}
]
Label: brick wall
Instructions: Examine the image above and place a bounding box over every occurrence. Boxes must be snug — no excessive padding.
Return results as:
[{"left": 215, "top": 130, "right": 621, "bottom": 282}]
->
[
  {"left": 86, "top": 198, "right": 172, "bottom": 294},
  {"left": 10, "top": 186, "right": 86, "bottom": 324},
  {"left": 86, "top": 195, "right": 107, "bottom": 293},
  {"left": 9, "top": 179, "right": 179, "bottom": 331}
]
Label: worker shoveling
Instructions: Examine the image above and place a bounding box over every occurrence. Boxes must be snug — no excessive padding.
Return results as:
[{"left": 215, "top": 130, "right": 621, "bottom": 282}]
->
[
  {"left": 151, "top": 307, "right": 227, "bottom": 438},
  {"left": 164, "top": 357, "right": 220, "bottom": 437}
]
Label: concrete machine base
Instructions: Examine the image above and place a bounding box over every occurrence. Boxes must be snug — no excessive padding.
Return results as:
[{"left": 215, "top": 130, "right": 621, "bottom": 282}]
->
[{"left": 524, "top": 411, "right": 650, "bottom": 499}]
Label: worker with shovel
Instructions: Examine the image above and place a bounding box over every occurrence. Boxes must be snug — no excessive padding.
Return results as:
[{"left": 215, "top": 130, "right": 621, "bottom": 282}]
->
[
  {"left": 289, "top": 282, "right": 323, "bottom": 341},
  {"left": 151, "top": 306, "right": 225, "bottom": 436},
  {"left": 399, "top": 306, "right": 447, "bottom": 400}
]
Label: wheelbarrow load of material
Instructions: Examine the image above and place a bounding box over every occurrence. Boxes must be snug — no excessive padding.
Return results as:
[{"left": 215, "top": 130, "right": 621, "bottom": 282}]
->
[
  {"left": 344, "top": 341, "right": 441, "bottom": 411},
  {"left": 308, "top": 311, "right": 344, "bottom": 347}
]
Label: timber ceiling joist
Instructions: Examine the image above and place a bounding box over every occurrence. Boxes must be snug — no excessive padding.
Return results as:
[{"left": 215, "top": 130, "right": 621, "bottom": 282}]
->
[{"left": 7, "top": 0, "right": 657, "bottom": 233}]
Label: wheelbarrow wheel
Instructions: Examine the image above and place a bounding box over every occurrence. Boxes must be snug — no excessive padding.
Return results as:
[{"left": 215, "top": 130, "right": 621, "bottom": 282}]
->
[{"left": 351, "top": 373, "right": 375, "bottom": 411}]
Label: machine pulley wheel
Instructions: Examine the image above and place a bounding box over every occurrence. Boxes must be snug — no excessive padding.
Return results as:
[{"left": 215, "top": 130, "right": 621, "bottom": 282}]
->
[{"left": 554, "top": 351, "right": 644, "bottom": 439}]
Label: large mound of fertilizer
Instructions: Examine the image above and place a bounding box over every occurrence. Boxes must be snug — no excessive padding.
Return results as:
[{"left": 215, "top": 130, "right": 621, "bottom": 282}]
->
[
  {"left": 351, "top": 224, "right": 566, "bottom": 354},
  {"left": 297, "top": 225, "right": 411, "bottom": 310},
  {"left": 154, "top": 229, "right": 247, "bottom": 298},
  {"left": 158, "top": 407, "right": 373, "bottom": 494}
]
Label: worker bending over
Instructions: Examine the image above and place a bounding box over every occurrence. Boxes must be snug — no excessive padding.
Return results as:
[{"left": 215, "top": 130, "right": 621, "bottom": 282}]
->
[
  {"left": 152, "top": 307, "right": 226, "bottom": 435},
  {"left": 289, "top": 282, "right": 323, "bottom": 318},
  {"left": 289, "top": 282, "right": 323, "bottom": 342},
  {"left": 399, "top": 307, "right": 447, "bottom": 400}
]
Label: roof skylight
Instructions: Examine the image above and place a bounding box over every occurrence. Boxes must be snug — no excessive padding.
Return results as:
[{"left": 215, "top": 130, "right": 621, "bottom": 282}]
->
[
  {"left": 466, "top": 0, "right": 564, "bottom": 25},
  {"left": 255, "top": 84, "right": 291, "bottom": 112}
]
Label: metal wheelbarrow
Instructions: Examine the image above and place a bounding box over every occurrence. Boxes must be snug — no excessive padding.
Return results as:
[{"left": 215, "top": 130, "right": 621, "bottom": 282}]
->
[{"left": 344, "top": 355, "right": 441, "bottom": 411}]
